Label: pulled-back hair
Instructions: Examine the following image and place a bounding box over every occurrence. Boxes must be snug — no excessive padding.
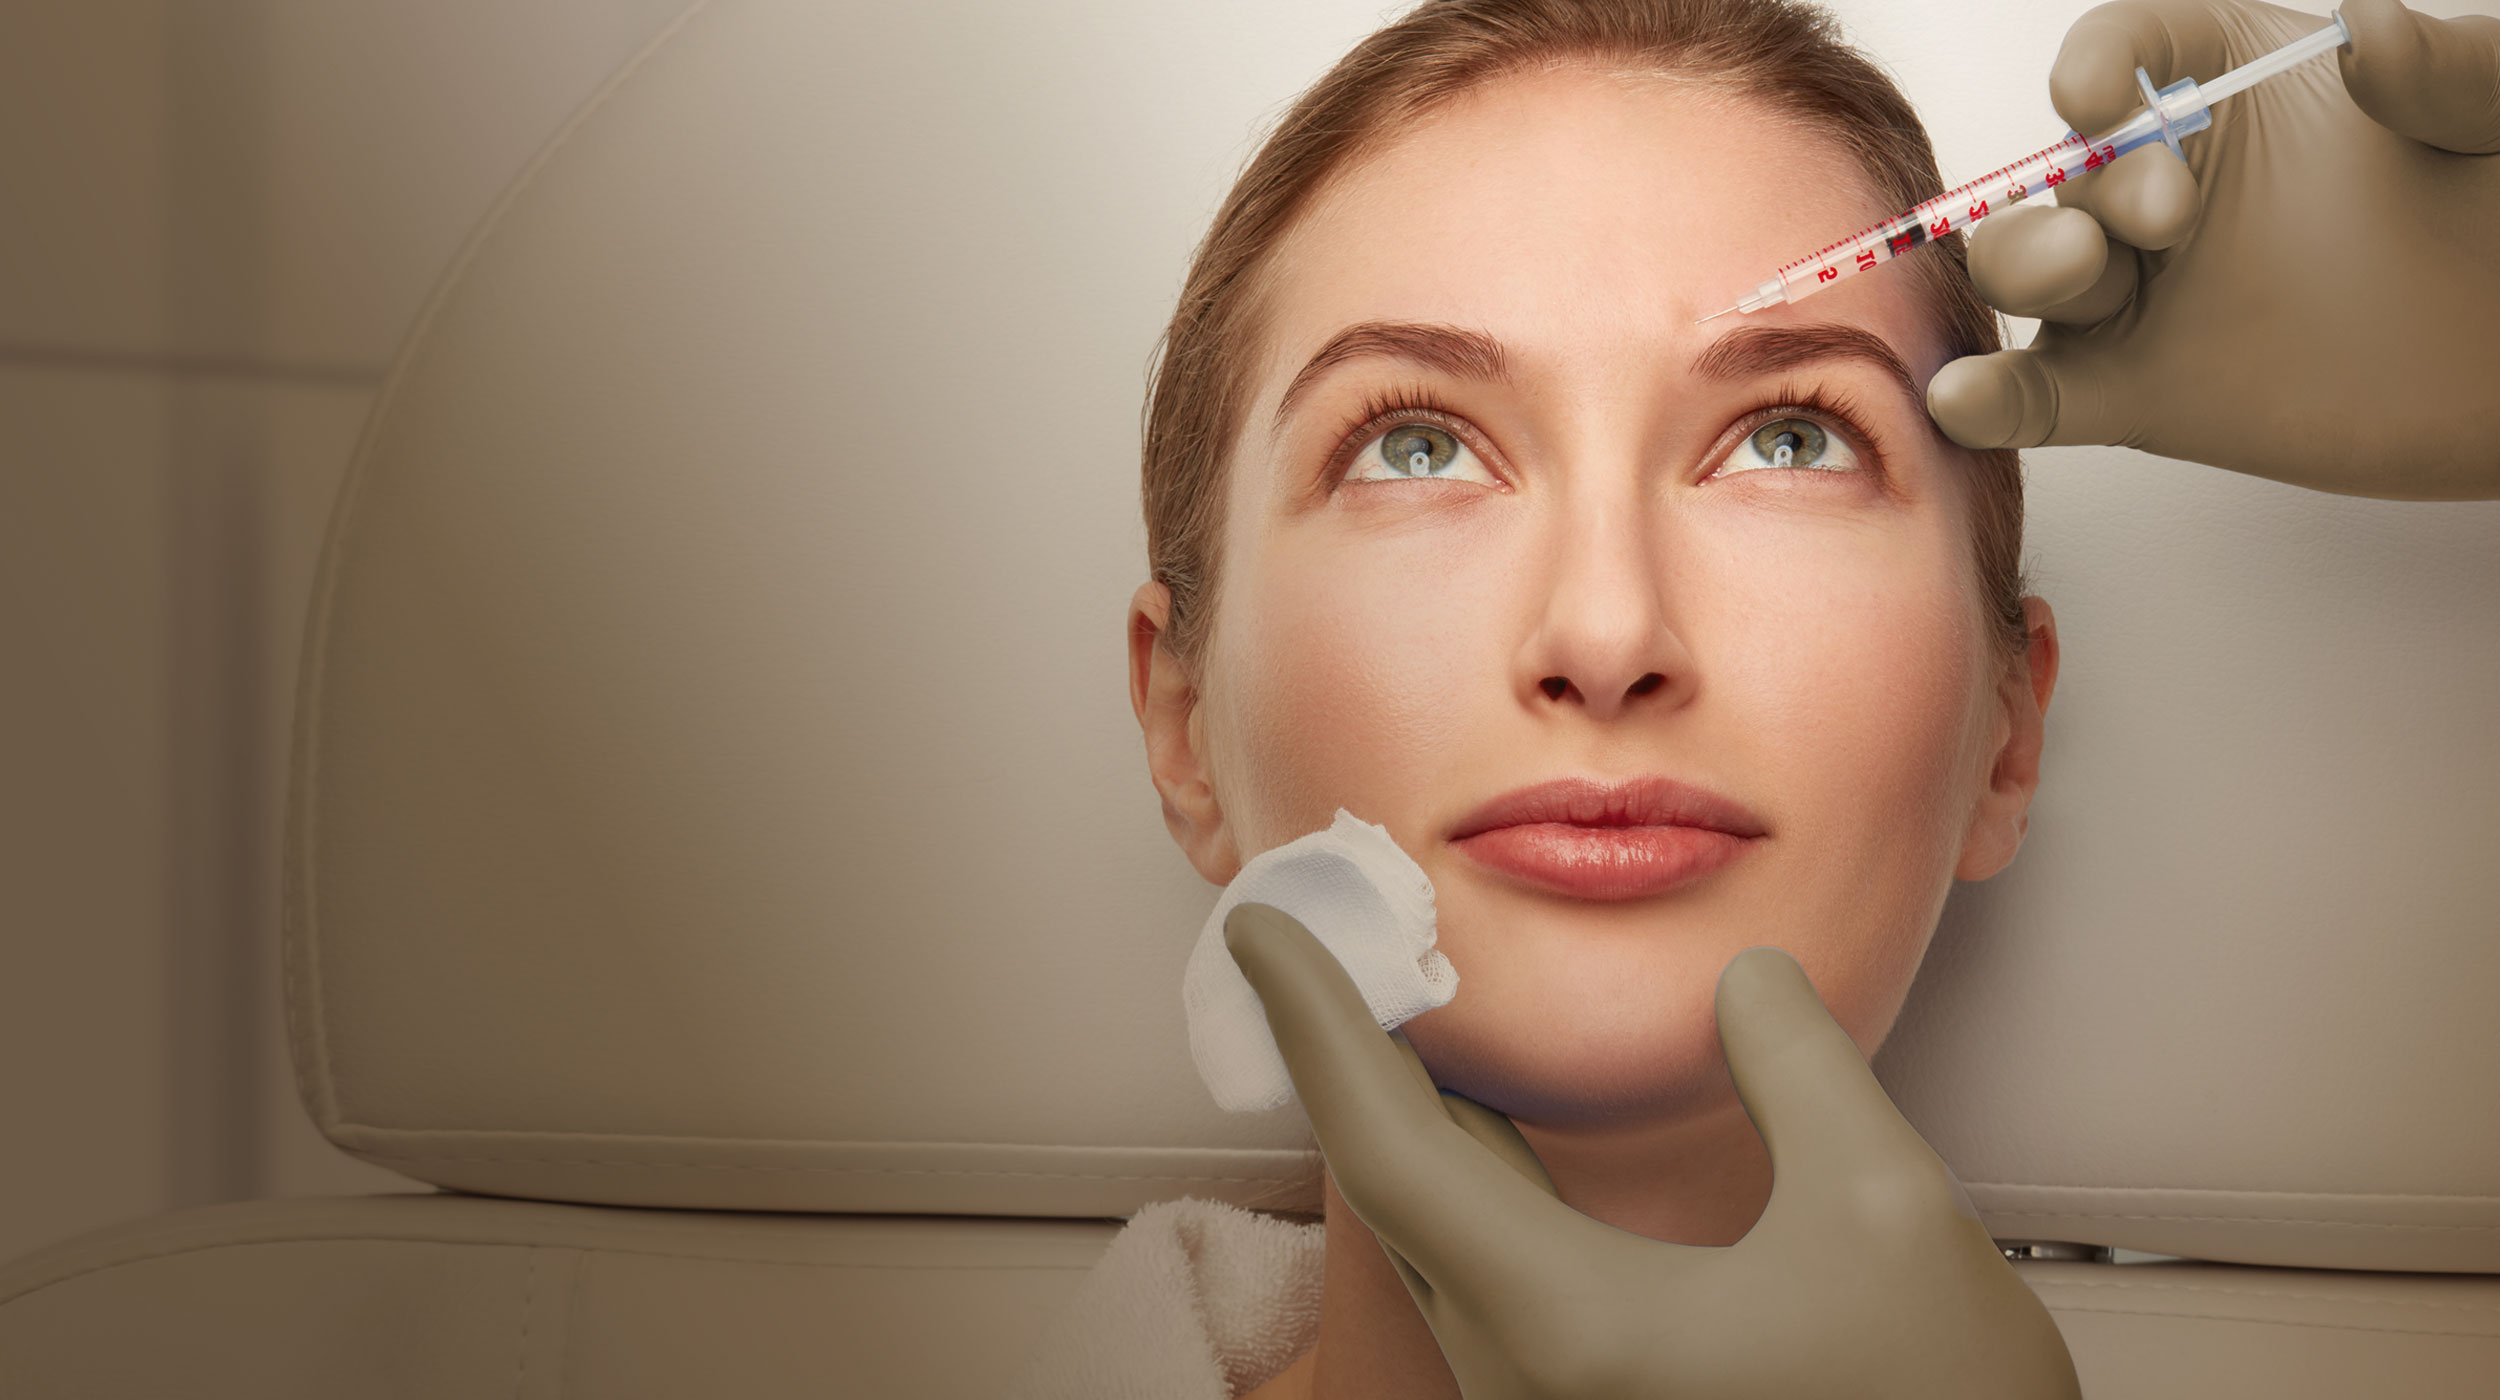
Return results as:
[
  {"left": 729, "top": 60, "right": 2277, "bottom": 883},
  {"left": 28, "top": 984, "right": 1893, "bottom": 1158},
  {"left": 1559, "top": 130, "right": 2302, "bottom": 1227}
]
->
[{"left": 1142, "top": 0, "right": 2024, "bottom": 672}]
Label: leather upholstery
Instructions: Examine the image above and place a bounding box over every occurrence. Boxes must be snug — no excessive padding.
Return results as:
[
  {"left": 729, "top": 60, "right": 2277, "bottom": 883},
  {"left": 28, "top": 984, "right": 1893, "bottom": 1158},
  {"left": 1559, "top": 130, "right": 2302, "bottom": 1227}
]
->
[
  {"left": 2015, "top": 1259, "right": 2500, "bottom": 1396},
  {"left": 4, "top": 0, "right": 2495, "bottom": 1393},
  {"left": 0, "top": 1195, "right": 1116, "bottom": 1398},
  {"left": 280, "top": 0, "right": 1320, "bottom": 1222},
  {"left": 8, "top": 1201, "right": 2497, "bottom": 1397}
]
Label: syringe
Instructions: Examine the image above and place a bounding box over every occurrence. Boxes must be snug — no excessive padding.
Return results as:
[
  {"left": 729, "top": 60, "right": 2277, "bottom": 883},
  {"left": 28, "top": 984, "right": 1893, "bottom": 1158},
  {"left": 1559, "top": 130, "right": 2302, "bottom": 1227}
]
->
[{"left": 1697, "top": 11, "right": 2353, "bottom": 322}]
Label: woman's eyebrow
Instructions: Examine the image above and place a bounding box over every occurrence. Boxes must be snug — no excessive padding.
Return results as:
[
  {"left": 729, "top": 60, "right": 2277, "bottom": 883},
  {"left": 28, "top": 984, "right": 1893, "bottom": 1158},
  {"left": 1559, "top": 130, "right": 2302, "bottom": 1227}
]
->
[
  {"left": 1267, "top": 318, "right": 1922, "bottom": 431},
  {"left": 1691, "top": 322, "right": 1921, "bottom": 409},
  {"left": 1271, "top": 321, "right": 1510, "bottom": 429}
]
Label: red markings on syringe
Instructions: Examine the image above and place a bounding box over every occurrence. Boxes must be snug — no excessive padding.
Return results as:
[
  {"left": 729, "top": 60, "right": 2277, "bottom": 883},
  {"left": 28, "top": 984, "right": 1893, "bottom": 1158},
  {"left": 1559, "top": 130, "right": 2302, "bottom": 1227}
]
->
[{"left": 1766, "top": 131, "right": 2116, "bottom": 300}]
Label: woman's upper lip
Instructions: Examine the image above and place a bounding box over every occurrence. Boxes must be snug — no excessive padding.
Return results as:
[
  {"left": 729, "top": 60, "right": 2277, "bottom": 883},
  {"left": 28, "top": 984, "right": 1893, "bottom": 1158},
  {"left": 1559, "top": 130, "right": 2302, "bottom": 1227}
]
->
[{"left": 1448, "top": 775, "right": 1767, "bottom": 841}]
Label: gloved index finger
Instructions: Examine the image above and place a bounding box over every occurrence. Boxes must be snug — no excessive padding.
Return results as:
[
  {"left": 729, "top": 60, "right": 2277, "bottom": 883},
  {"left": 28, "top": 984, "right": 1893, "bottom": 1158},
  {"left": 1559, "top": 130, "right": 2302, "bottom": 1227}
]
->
[
  {"left": 1223, "top": 904, "right": 1597, "bottom": 1286},
  {"left": 1713, "top": 947, "right": 1970, "bottom": 1228}
]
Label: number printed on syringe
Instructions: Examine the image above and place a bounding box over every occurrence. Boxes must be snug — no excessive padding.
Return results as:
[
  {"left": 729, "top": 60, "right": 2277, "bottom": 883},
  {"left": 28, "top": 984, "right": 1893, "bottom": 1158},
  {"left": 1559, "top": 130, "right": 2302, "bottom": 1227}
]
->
[{"left": 1784, "top": 132, "right": 2119, "bottom": 300}]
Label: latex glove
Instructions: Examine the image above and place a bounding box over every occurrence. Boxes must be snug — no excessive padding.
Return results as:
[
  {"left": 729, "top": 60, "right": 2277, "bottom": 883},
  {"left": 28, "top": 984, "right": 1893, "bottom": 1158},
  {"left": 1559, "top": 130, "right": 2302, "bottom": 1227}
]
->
[
  {"left": 1925, "top": 0, "right": 2500, "bottom": 499},
  {"left": 1223, "top": 903, "right": 2080, "bottom": 1400}
]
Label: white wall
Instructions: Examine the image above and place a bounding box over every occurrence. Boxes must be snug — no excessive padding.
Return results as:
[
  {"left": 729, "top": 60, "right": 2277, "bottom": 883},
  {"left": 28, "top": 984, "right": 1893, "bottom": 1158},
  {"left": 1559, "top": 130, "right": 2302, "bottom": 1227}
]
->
[{"left": 2, "top": 0, "right": 2492, "bottom": 1268}]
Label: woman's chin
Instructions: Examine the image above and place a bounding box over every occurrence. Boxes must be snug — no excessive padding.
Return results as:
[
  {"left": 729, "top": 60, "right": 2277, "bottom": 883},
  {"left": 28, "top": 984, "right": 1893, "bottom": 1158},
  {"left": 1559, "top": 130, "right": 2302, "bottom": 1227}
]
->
[{"left": 1401, "top": 1012, "right": 1736, "bottom": 1131}]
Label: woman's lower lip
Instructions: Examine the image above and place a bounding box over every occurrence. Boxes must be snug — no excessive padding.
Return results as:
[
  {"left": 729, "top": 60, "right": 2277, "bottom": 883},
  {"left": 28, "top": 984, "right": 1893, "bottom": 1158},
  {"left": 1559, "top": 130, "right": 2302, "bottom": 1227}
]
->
[{"left": 1451, "top": 823, "right": 1753, "bottom": 900}]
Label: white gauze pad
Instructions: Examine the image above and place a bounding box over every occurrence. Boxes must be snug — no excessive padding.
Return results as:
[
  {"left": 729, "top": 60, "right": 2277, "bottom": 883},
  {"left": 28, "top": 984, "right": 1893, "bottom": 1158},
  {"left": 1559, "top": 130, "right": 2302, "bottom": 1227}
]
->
[{"left": 1183, "top": 808, "right": 1457, "bottom": 1113}]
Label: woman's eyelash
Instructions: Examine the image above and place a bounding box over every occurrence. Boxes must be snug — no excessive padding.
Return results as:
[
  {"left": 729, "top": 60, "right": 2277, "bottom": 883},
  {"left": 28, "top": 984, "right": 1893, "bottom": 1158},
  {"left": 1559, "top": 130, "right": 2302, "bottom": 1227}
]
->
[
  {"left": 1322, "top": 379, "right": 1888, "bottom": 482},
  {"left": 1734, "top": 380, "right": 1885, "bottom": 465},
  {"left": 1326, "top": 383, "right": 1467, "bottom": 479}
]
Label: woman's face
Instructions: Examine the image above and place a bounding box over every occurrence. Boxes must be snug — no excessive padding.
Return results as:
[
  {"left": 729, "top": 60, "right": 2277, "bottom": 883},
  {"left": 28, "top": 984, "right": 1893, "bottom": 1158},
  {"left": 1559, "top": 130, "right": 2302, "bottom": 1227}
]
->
[{"left": 1134, "top": 66, "right": 2054, "bottom": 1130}]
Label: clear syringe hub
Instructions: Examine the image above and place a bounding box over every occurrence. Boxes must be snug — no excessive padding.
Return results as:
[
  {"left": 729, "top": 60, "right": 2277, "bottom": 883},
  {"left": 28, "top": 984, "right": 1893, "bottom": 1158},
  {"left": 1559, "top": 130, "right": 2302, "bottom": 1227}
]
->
[
  {"left": 1726, "top": 278, "right": 1788, "bottom": 317},
  {"left": 1698, "top": 11, "right": 2350, "bottom": 321}
]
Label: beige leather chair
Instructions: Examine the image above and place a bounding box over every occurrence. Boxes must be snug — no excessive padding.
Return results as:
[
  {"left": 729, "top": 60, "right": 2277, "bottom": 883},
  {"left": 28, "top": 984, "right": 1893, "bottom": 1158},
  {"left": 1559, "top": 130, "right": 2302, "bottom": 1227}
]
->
[{"left": 5, "top": 1, "right": 2496, "bottom": 1394}]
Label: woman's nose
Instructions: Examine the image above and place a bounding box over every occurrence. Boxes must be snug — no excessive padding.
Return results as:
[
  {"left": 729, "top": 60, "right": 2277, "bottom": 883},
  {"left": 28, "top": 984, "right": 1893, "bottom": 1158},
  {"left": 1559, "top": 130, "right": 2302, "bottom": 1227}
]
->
[
  {"left": 1536, "top": 665, "right": 1683, "bottom": 715},
  {"left": 1520, "top": 511, "right": 1697, "bottom": 721}
]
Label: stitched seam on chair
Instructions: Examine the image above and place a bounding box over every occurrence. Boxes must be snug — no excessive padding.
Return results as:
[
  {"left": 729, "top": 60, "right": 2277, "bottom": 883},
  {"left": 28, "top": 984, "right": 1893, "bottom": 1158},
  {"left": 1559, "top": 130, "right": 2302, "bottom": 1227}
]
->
[
  {"left": 356, "top": 1153, "right": 1304, "bottom": 1183},
  {"left": 333, "top": 1126, "right": 1318, "bottom": 1152},
  {"left": 0, "top": 1239, "right": 1109, "bottom": 1311},
  {"left": 2032, "top": 1278, "right": 2500, "bottom": 1314},
  {"left": 2, "top": 1201, "right": 1126, "bottom": 1259},
  {"left": 512, "top": 1247, "right": 539, "bottom": 1400},
  {"left": 286, "top": 0, "right": 718, "bottom": 1135},
  {"left": 1987, "top": 1210, "right": 2500, "bottom": 1231},
  {"left": 2044, "top": 1302, "right": 2500, "bottom": 1340},
  {"left": 1969, "top": 1183, "right": 2500, "bottom": 1203}
]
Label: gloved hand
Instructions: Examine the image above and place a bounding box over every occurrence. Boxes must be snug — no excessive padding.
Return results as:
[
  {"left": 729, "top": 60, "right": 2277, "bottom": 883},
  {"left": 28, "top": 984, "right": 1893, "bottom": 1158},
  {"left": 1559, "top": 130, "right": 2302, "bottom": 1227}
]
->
[
  {"left": 1925, "top": 0, "right": 2500, "bottom": 500},
  {"left": 1223, "top": 902, "right": 2080, "bottom": 1400}
]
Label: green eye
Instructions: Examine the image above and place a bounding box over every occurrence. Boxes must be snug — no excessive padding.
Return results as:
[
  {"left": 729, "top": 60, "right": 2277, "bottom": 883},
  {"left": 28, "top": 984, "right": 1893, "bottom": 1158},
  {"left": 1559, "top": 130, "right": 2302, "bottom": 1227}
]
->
[
  {"left": 1381, "top": 424, "right": 1460, "bottom": 477},
  {"left": 1720, "top": 415, "right": 1860, "bottom": 480},
  {"left": 1749, "top": 419, "right": 1828, "bottom": 469},
  {"left": 1716, "top": 416, "right": 1861, "bottom": 479},
  {"left": 1343, "top": 416, "right": 1499, "bottom": 486}
]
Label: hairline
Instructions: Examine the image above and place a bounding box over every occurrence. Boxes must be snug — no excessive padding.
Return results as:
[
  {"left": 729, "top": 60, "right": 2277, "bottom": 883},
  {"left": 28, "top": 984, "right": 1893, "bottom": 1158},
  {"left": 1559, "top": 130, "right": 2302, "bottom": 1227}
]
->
[{"left": 1164, "top": 35, "right": 2018, "bottom": 676}]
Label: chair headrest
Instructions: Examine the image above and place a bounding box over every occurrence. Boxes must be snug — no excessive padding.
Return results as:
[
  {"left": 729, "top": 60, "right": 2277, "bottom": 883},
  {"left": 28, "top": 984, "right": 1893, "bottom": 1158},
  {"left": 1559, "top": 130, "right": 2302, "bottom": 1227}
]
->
[{"left": 286, "top": 0, "right": 2500, "bottom": 1269}]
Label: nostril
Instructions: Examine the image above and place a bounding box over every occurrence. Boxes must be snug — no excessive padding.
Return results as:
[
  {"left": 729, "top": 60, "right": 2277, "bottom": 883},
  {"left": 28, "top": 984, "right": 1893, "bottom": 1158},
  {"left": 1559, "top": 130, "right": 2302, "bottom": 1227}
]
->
[
  {"left": 1540, "top": 676, "right": 1569, "bottom": 701},
  {"left": 1627, "top": 673, "right": 1664, "bottom": 697}
]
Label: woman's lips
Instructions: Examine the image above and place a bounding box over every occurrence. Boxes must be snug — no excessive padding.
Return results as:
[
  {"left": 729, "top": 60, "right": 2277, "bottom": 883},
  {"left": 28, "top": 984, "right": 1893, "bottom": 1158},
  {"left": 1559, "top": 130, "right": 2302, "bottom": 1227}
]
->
[
  {"left": 1454, "top": 822, "right": 1751, "bottom": 900},
  {"left": 1448, "top": 775, "right": 1765, "bottom": 901}
]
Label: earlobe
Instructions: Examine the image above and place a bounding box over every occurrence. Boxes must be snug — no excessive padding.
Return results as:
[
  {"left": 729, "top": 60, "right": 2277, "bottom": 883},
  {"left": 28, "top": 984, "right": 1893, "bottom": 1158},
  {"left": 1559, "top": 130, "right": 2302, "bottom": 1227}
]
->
[
  {"left": 1127, "top": 581, "right": 1241, "bottom": 884},
  {"left": 1954, "top": 597, "right": 2060, "bottom": 882}
]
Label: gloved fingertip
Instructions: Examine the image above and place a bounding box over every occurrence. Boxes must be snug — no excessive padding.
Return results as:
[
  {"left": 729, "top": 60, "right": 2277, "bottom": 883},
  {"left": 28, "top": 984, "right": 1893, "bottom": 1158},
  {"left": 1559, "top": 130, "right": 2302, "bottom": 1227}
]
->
[
  {"left": 1716, "top": 943, "right": 1806, "bottom": 999},
  {"left": 1222, "top": 902, "right": 1301, "bottom": 978},
  {"left": 2339, "top": 0, "right": 2500, "bottom": 154},
  {"left": 1927, "top": 354, "right": 2049, "bottom": 451},
  {"left": 2337, "top": 0, "right": 2420, "bottom": 94},
  {"left": 2048, "top": 12, "right": 2159, "bottom": 138},
  {"left": 2337, "top": 0, "right": 2403, "bottom": 38},
  {"left": 2096, "top": 146, "right": 2202, "bottom": 250},
  {"left": 1970, "top": 205, "right": 2109, "bottom": 315}
]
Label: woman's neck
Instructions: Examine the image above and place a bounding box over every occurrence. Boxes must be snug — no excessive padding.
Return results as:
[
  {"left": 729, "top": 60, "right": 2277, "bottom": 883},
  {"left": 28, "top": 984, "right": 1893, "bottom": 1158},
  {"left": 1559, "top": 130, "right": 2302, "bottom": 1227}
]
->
[{"left": 1255, "top": 1093, "right": 1774, "bottom": 1400}]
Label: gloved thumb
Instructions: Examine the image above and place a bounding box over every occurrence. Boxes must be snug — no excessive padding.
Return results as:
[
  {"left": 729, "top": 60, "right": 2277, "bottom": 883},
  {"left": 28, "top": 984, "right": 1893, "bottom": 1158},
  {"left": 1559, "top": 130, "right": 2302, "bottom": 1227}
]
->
[{"left": 2338, "top": 0, "right": 2500, "bottom": 154}]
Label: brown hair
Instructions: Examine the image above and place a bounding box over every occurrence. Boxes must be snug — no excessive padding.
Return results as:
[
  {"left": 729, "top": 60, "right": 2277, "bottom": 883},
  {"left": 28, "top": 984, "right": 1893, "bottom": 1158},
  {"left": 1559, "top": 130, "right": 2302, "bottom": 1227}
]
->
[{"left": 1142, "top": 0, "right": 2026, "bottom": 674}]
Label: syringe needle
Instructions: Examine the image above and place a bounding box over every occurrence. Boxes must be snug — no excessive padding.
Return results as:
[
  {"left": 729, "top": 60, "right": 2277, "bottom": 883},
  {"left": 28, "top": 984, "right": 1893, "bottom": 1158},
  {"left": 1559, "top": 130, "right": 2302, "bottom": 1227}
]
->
[{"left": 1695, "top": 303, "right": 1740, "bottom": 325}]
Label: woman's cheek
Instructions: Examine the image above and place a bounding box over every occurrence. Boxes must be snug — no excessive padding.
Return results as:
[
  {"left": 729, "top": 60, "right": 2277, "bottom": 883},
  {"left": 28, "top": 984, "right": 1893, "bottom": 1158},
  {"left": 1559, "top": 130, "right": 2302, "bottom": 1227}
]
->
[
  {"left": 1213, "top": 524, "right": 1504, "bottom": 845},
  {"left": 1698, "top": 494, "right": 1971, "bottom": 675},
  {"left": 1694, "top": 513, "right": 1983, "bottom": 843},
  {"left": 1280, "top": 507, "right": 1512, "bottom": 688}
]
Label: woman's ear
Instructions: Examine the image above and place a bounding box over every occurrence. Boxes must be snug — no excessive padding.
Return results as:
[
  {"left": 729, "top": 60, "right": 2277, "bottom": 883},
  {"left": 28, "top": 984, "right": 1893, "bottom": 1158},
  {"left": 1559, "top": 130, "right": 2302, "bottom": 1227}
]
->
[
  {"left": 1129, "top": 581, "right": 1242, "bottom": 884},
  {"left": 1955, "top": 595, "right": 2060, "bottom": 881}
]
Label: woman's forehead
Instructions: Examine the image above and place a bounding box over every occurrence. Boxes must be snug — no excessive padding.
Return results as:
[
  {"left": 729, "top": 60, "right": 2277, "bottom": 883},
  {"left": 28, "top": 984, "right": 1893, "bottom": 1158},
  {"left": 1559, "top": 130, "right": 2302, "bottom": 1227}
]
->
[{"left": 1255, "top": 66, "right": 1937, "bottom": 399}]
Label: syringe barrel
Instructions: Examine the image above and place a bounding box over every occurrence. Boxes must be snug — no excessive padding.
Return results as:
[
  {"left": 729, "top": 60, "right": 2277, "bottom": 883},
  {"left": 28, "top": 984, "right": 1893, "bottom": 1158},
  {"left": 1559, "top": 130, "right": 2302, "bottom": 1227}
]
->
[
  {"left": 1765, "top": 133, "right": 2103, "bottom": 306},
  {"left": 1762, "top": 73, "right": 2210, "bottom": 309},
  {"left": 1720, "top": 18, "right": 2349, "bottom": 319}
]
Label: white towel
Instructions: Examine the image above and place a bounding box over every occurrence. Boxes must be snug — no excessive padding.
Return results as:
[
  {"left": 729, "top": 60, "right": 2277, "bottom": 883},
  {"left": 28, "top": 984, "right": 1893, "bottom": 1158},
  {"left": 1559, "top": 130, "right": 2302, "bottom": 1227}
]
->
[
  {"left": 1183, "top": 809, "right": 1458, "bottom": 1113},
  {"left": 1002, "top": 1198, "right": 1325, "bottom": 1400}
]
